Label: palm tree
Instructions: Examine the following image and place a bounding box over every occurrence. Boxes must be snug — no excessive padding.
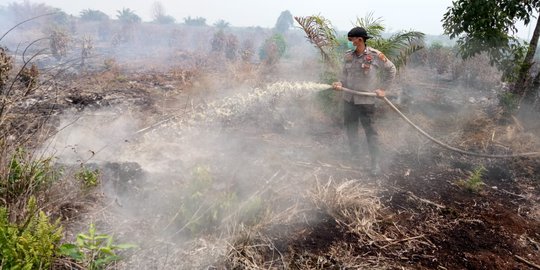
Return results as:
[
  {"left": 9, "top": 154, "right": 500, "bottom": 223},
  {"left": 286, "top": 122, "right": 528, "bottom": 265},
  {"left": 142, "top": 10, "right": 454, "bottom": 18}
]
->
[
  {"left": 355, "top": 14, "right": 424, "bottom": 70},
  {"left": 116, "top": 8, "right": 141, "bottom": 24},
  {"left": 295, "top": 13, "right": 425, "bottom": 79}
]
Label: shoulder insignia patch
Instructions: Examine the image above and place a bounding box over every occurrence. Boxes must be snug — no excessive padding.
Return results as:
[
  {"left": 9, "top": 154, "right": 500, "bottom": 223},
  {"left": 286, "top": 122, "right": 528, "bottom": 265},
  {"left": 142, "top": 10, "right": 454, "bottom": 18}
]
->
[{"left": 378, "top": 53, "right": 388, "bottom": 62}]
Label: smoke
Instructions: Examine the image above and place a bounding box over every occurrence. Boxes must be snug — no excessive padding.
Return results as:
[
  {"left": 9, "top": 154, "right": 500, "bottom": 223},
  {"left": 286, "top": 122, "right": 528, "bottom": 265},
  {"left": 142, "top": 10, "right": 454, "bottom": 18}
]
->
[{"left": 41, "top": 78, "right": 348, "bottom": 268}]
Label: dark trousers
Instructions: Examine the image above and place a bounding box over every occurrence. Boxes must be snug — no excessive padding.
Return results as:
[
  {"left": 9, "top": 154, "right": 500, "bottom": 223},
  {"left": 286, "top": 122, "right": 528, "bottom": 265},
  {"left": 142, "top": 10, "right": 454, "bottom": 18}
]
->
[{"left": 343, "top": 101, "right": 380, "bottom": 163}]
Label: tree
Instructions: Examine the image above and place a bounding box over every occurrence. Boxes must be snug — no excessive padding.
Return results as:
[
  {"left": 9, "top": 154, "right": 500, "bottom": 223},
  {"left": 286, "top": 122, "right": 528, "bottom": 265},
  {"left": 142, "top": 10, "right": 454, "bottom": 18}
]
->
[
  {"left": 211, "top": 30, "right": 239, "bottom": 60},
  {"left": 214, "top": 19, "right": 230, "bottom": 29},
  {"left": 116, "top": 8, "right": 141, "bottom": 24},
  {"left": 275, "top": 10, "right": 294, "bottom": 34},
  {"left": 354, "top": 15, "right": 424, "bottom": 70},
  {"left": 259, "top": 33, "right": 287, "bottom": 66},
  {"left": 295, "top": 14, "right": 424, "bottom": 81},
  {"left": 151, "top": 2, "right": 175, "bottom": 24},
  {"left": 442, "top": 0, "right": 540, "bottom": 111},
  {"left": 79, "top": 9, "right": 109, "bottom": 21},
  {"left": 183, "top": 16, "right": 206, "bottom": 26}
]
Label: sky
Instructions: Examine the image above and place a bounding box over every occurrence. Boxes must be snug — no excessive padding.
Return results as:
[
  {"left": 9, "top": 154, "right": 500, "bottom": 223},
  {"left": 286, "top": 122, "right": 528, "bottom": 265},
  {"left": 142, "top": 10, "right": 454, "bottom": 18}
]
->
[{"left": 2, "top": 0, "right": 538, "bottom": 39}]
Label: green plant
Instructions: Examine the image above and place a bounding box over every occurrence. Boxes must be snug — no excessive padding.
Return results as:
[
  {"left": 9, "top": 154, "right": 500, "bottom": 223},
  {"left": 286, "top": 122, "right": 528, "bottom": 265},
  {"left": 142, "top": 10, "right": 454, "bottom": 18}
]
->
[
  {"left": 75, "top": 166, "right": 100, "bottom": 189},
  {"left": 498, "top": 91, "right": 520, "bottom": 116},
  {"left": 59, "top": 223, "right": 136, "bottom": 270},
  {"left": 1, "top": 148, "right": 59, "bottom": 205},
  {"left": 79, "top": 9, "right": 109, "bottom": 22},
  {"left": 0, "top": 46, "right": 13, "bottom": 91},
  {"left": 183, "top": 16, "right": 206, "bottom": 26},
  {"left": 116, "top": 8, "right": 141, "bottom": 24},
  {"left": 258, "top": 33, "right": 287, "bottom": 66},
  {"left": 0, "top": 196, "right": 63, "bottom": 270},
  {"left": 457, "top": 166, "right": 486, "bottom": 193}
]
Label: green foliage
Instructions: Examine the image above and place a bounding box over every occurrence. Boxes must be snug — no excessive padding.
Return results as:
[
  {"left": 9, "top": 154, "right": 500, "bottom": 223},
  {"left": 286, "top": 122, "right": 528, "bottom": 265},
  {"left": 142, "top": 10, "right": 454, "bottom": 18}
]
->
[
  {"left": 295, "top": 13, "right": 424, "bottom": 79},
  {"left": 258, "top": 33, "right": 287, "bottom": 65},
  {"left": 274, "top": 10, "right": 294, "bottom": 34},
  {"left": 177, "top": 165, "right": 265, "bottom": 234},
  {"left": 294, "top": 15, "right": 340, "bottom": 71},
  {"left": 116, "top": 8, "right": 141, "bottom": 24},
  {"left": 211, "top": 30, "right": 239, "bottom": 60},
  {"left": 154, "top": 15, "right": 175, "bottom": 24},
  {"left": 457, "top": 166, "right": 486, "bottom": 193},
  {"left": 354, "top": 14, "right": 425, "bottom": 70},
  {"left": 80, "top": 9, "right": 109, "bottom": 21},
  {"left": 498, "top": 91, "right": 520, "bottom": 116},
  {"left": 151, "top": 2, "right": 175, "bottom": 24},
  {"left": 179, "top": 166, "right": 234, "bottom": 234},
  {"left": 442, "top": 0, "right": 539, "bottom": 84},
  {"left": 183, "top": 16, "right": 207, "bottom": 26},
  {"left": 75, "top": 166, "right": 100, "bottom": 189},
  {"left": 1, "top": 148, "right": 59, "bottom": 205},
  {"left": 314, "top": 88, "right": 343, "bottom": 122},
  {"left": 214, "top": 19, "right": 230, "bottom": 29},
  {"left": 59, "top": 223, "right": 136, "bottom": 270},
  {"left": 0, "top": 197, "right": 63, "bottom": 270},
  {"left": 50, "top": 9, "right": 70, "bottom": 27},
  {"left": 443, "top": 0, "right": 538, "bottom": 55}
]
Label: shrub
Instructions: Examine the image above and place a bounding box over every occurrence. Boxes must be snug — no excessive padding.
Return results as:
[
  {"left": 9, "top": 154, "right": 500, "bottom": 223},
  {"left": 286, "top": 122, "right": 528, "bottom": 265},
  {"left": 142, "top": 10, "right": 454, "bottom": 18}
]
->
[
  {"left": 498, "top": 91, "right": 520, "bottom": 116},
  {"left": 0, "top": 196, "right": 63, "bottom": 269},
  {"left": 457, "top": 166, "right": 486, "bottom": 193},
  {"left": 59, "top": 223, "right": 136, "bottom": 270},
  {"left": 259, "top": 33, "right": 287, "bottom": 65},
  {"left": 1, "top": 148, "right": 59, "bottom": 206},
  {"left": 175, "top": 165, "right": 265, "bottom": 234},
  {"left": 75, "top": 166, "right": 100, "bottom": 189}
]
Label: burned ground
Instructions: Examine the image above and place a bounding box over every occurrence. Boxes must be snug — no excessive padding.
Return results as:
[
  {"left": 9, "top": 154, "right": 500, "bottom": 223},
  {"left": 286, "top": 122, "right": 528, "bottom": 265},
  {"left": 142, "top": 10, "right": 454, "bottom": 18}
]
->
[
  {"left": 2, "top": 33, "right": 539, "bottom": 269},
  {"left": 37, "top": 65, "right": 538, "bottom": 270}
]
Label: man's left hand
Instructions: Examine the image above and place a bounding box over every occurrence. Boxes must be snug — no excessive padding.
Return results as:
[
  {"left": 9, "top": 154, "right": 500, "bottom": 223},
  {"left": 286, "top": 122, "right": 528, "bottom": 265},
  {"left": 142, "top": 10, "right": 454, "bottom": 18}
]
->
[{"left": 374, "top": 89, "right": 385, "bottom": 98}]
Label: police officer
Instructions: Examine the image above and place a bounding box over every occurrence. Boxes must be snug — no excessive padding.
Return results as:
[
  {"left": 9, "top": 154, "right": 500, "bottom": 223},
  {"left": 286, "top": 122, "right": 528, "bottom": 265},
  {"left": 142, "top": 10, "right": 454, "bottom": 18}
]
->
[{"left": 332, "top": 27, "right": 396, "bottom": 176}]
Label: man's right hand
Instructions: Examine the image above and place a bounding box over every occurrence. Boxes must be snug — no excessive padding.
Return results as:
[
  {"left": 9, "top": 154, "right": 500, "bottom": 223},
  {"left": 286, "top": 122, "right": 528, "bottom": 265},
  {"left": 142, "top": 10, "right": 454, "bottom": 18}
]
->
[{"left": 332, "top": 82, "right": 343, "bottom": 91}]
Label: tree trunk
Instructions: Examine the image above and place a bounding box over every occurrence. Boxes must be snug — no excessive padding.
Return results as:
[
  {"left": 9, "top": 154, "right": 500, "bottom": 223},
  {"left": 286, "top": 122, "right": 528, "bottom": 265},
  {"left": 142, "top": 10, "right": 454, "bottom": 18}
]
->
[
  {"left": 516, "top": 13, "right": 540, "bottom": 120},
  {"left": 515, "top": 15, "right": 540, "bottom": 95}
]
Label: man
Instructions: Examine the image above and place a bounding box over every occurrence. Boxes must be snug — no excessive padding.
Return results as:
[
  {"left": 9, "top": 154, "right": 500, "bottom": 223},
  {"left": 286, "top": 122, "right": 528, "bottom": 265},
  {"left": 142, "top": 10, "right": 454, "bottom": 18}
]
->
[{"left": 332, "top": 26, "right": 396, "bottom": 176}]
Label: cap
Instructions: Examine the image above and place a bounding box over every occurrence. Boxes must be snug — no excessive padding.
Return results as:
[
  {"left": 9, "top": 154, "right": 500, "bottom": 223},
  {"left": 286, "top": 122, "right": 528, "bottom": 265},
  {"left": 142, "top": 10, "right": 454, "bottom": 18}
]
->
[{"left": 347, "top": 27, "right": 372, "bottom": 39}]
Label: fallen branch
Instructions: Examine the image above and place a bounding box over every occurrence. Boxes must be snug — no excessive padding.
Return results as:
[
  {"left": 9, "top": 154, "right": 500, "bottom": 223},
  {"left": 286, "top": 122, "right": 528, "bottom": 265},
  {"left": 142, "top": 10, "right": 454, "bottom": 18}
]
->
[
  {"left": 406, "top": 191, "right": 446, "bottom": 209},
  {"left": 515, "top": 255, "right": 540, "bottom": 270},
  {"left": 380, "top": 234, "right": 427, "bottom": 249}
]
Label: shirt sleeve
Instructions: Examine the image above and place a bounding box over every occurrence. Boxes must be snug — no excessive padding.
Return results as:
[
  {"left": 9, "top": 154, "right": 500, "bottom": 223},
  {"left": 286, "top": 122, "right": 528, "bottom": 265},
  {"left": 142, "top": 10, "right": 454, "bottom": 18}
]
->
[
  {"left": 340, "top": 55, "right": 348, "bottom": 85},
  {"left": 378, "top": 53, "right": 397, "bottom": 92}
]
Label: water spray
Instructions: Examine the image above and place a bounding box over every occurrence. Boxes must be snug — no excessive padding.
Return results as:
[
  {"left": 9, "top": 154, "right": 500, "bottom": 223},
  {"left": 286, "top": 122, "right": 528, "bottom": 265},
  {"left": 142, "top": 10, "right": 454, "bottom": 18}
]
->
[{"left": 82, "top": 81, "right": 540, "bottom": 162}]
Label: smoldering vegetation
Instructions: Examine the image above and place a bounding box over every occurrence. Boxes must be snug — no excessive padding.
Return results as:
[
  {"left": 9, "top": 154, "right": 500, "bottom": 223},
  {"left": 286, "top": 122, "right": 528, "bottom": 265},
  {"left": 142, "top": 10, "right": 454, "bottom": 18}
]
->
[{"left": 1, "top": 2, "right": 539, "bottom": 270}]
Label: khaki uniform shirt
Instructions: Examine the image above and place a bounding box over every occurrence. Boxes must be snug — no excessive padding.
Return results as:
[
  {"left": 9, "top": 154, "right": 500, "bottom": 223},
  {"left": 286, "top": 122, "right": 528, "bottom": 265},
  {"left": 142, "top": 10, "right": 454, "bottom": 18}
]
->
[{"left": 341, "top": 47, "right": 397, "bottom": 104}]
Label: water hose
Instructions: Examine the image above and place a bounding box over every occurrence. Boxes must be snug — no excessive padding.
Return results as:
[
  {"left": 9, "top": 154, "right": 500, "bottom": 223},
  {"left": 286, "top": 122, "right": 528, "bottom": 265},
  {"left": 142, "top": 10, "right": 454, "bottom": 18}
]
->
[{"left": 339, "top": 87, "right": 540, "bottom": 158}]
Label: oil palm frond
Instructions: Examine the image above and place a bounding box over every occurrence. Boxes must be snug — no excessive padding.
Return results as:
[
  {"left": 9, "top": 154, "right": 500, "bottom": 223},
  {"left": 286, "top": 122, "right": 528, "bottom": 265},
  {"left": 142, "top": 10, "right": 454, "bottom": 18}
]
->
[
  {"left": 294, "top": 15, "right": 340, "bottom": 69},
  {"left": 385, "top": 31, "right": 425, "bottom": 69},
  {"left": 354, "top": 12, "right": 385, "bottom": 39}
]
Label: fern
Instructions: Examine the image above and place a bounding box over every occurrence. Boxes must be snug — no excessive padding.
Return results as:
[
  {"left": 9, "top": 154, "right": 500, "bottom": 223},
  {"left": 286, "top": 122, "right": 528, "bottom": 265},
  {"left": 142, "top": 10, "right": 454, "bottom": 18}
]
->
[{"left": 0, "top": 196, "right": 63, "bottom": 269}]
